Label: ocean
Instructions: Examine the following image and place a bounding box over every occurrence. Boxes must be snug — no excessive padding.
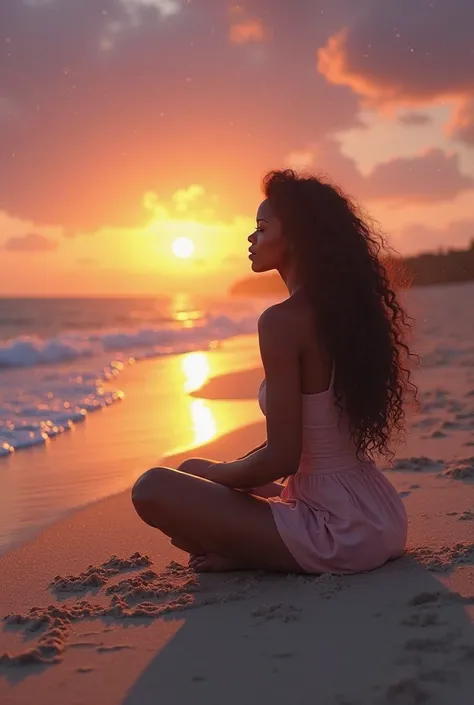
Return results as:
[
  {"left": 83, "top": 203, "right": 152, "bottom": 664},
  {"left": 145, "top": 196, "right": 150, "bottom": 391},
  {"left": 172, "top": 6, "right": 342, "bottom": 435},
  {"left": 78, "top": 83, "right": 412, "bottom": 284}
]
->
[
  {"left": 1, "top": 283, "right": 474, "bottom": 457},
  {"left": 0, "top": 294, "right": 268, "bottom": 456}
]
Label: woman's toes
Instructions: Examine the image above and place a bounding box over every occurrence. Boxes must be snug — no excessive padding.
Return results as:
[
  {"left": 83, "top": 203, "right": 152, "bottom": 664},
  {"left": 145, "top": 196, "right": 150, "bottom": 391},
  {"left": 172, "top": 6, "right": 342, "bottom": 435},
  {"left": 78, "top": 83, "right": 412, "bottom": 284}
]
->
[
  {"left": 189, "top": 554, "right": 204, "bottom": 569},
  {"left": 190, "top": 554, "right": 240, "bottom": 573},
  {"left": 191, "top": 556, "right": 211, "bottom": 572}
]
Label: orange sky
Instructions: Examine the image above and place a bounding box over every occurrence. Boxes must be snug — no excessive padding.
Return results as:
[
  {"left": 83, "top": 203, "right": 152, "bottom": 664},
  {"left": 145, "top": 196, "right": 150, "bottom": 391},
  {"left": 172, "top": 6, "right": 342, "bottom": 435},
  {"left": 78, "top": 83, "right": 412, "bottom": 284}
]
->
[{"left": 0, "top": 0, "right": 473, "bottom": 296}]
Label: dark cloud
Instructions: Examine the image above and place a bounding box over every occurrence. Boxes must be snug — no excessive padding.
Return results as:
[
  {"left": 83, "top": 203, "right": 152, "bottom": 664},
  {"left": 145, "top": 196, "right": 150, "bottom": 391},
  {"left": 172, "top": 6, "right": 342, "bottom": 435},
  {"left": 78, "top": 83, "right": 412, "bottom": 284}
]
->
[
  {"left": 397, "top": 112, "right": 432, "bottom": 127},
  {"left": 3, "top": 232, "right": 58, "bottom": 251},
  {"left": 289, "top": 140, "right": 473, "bottom": 203},
  {"left": 0, "top": 0, "right": 361, "bottom": 231},
  {"left": 317, "top": 0, "right": 474, "bottom": 144}
]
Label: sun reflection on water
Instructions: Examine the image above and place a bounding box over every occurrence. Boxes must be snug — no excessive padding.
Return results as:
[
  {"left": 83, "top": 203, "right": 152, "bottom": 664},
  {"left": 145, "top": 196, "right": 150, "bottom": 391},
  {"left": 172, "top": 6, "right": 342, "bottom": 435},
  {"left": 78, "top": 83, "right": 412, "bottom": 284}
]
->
[
  {"left": 189, "top": 398, "right": 217, "bottom": 445},
  {"left": 181, "top": 351, "right": 217, "bottom": 444},
  {"left": 181, "top": 351, "right": 211, "bottom": 393}
]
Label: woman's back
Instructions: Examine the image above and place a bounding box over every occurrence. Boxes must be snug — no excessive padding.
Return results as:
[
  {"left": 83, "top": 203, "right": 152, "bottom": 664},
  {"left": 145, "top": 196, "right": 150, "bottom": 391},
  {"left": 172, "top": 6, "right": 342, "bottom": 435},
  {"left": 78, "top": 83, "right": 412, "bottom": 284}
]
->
[
  {"left": 258, "top": 294, "right": 362, "bottom": 474},
  {"left": 259, "top": 376, "right": 362, "bottom": 475}
]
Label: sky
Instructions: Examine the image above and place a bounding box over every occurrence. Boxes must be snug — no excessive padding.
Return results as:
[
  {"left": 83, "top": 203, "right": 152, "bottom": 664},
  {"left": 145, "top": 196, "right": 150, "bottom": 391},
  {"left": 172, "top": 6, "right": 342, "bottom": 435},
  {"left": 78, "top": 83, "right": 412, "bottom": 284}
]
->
[{"left": 0, "top": 0, "right": 473, "bottom": 296}]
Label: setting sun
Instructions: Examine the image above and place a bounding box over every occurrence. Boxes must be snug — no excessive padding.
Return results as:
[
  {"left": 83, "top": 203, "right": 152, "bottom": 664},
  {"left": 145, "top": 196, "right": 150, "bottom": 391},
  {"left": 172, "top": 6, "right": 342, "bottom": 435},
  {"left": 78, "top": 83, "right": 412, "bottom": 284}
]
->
[{"left": 172, "top": 236, "right": 195, "bottom": 259}]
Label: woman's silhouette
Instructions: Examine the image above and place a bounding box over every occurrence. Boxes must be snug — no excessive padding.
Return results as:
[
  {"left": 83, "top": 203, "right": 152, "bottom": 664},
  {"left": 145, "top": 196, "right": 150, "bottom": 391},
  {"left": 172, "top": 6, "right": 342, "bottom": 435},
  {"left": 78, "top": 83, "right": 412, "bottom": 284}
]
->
[{"left": 132, "top": 169, "right": 415, "bottom": 574}]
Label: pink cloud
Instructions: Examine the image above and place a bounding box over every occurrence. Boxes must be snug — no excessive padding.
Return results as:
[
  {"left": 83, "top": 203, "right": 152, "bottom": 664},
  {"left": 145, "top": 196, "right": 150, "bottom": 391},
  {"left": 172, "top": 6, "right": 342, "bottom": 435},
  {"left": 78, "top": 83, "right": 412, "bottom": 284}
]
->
[
  {"left": 363, "top": 149, "right": 473, "bottom": 203},
  {"left": 286, "top": 141, "right": 473, "bottom": 204},
  {"left": 3, "top": 232, "right": 58, "bottom": 251},
  {"left": 449, "top": 99, "right": 474, "bottom": 146},
  {"left": 397, "top": 112, "right": 432, "bottom": 127},
  {"left": 229, "top": 6, "right": 267, "bottom": 44},
  {"left": 0, "top": 0, "right": 360, "bottom": 231},
  {"left": 317, "top": 0, "right": 474, "bottom": 144}
]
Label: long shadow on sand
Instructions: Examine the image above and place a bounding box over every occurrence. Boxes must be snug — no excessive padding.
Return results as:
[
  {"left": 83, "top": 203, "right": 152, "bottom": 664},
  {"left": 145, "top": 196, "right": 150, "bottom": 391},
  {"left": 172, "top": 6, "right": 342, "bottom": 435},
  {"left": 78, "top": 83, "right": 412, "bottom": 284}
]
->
[{"left": 121, "top": 557, "right": 474, "bottom": 705}]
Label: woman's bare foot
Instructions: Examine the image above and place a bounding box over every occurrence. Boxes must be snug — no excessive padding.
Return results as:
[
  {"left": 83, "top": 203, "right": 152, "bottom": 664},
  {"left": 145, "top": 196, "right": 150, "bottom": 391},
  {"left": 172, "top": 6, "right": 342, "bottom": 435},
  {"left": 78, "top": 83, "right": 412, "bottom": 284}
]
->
[{"left": 189, "top": 553, "right": 248, "bottom": 573}]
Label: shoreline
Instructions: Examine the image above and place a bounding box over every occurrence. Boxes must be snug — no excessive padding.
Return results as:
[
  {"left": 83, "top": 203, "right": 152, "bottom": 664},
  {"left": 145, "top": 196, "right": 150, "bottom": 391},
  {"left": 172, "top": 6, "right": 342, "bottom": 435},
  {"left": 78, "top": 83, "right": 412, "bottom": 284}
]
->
[
  {"left": 0, "top": 418, "right": 266, "bottom": 563},
  {"left": 0, "top": 334, "right": 263, "bottom": 557}
]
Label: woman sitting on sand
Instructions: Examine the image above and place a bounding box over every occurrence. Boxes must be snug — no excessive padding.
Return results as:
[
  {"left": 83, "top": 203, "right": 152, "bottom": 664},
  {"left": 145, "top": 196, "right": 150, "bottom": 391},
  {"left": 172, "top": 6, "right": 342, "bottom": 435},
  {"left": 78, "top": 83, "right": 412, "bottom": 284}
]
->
[{"left": 132, "top": 169, "right": 415, "bottom": 574}]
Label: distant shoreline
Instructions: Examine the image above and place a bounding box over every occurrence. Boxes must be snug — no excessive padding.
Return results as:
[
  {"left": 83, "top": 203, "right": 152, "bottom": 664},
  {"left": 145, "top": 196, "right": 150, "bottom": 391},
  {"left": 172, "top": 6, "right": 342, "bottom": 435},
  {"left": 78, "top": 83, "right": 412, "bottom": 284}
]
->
[{"left": 230, "top": 241, "right": 474, "bottom": 296}]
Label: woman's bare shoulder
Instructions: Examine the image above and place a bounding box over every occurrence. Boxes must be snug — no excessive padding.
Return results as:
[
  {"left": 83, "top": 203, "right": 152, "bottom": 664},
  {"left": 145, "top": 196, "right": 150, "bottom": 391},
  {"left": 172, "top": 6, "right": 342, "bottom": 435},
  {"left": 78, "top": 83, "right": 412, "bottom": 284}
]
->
[
  {"left": 258, "top": 298, "right": 299, "bottom": 336},
  {"left": 258, "top": 295, "right": 315, "bottom": 353}
]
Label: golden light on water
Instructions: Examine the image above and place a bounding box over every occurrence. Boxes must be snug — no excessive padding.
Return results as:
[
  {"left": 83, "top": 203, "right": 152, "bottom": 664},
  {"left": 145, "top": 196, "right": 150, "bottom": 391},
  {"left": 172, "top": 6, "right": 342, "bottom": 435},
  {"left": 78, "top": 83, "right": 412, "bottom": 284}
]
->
[
  {"left": 180, "top": 351, "right": 217, "bottom": 444},
  {"left": 189, "top": 398, "right": 217, "bottom": 446},
  {"left": 172, "top": 236, "right": 195, "bottom": 259},
  {"left": 181, "top": 351, "right": 211, "bottom": 393}
]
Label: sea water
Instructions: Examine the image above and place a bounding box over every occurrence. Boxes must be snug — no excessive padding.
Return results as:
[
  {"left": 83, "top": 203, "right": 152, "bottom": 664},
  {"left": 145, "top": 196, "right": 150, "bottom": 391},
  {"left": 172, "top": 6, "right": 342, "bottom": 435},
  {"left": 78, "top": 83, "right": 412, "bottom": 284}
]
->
[{"left": 0, "top": 294, "right": 268, "bottom": 456}]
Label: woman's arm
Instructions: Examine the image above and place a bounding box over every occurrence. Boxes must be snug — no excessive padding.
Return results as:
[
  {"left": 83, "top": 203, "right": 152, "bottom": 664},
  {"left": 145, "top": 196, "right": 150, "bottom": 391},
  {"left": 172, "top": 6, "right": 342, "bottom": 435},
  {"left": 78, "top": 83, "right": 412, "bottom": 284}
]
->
[
  {"left": 238, "top": 441, "right": 267, "bottom": 460},
  {"left": 207, "top": 305, "right": 302, "bottom": 489}
]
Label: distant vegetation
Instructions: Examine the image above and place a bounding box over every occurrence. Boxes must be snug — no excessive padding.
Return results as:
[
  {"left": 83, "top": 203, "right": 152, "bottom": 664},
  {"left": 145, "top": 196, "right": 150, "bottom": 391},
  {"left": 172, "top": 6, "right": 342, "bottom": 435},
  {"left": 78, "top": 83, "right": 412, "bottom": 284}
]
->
[{"left": 229, "top": 240, "right": 474, "bottom": 296}]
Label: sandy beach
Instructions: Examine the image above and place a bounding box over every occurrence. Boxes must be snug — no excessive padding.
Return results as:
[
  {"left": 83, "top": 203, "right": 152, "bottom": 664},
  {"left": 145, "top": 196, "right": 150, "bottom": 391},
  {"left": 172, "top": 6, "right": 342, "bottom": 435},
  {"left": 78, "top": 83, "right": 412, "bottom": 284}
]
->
[
  {"left": 0, "top": 328, "right": 474, "bottom": 705},
  {"left": 0, "top": 334, "right": 264, "bottom": 554},
  {"left": 2, "top": 0, "right": 473, "bottom": 701}
]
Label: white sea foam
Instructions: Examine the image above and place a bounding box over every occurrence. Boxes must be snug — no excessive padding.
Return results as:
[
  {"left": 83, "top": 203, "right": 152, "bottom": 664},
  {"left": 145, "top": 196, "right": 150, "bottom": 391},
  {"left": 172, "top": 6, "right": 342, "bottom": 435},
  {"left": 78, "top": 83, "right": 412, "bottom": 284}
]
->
[
  {"left": 0, "top": 311, "right": 260, "bottom": 456},
  {"left": 0, "top": 312, "right": 258, "bottom": 368}
]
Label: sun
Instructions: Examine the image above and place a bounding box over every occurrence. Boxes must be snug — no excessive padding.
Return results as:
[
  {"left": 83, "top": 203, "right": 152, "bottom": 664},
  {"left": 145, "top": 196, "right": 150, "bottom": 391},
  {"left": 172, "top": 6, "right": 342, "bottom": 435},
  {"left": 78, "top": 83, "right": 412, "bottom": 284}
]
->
[{"left": 172, "top": 237, "right": 195, "bottom": 259}]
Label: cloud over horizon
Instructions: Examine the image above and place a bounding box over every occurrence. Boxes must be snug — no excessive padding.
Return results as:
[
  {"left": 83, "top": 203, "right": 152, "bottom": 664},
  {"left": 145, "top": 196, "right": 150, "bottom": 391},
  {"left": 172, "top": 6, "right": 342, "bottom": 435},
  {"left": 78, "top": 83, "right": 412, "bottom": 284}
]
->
[
  {"left": 0, "top": 0, "right": 361, "bottom": 231},
  {"left": 0, "top": 0, "right": 472, "bottom": 266},
  {"left": 286, "top": 141, "right": 473, "bottom": 204},
  {"left": 3, "top": 232, "right": 58, "bottom": 251},
  {"left": 317, "top": 0, "right": 474, "bottom": 144}
]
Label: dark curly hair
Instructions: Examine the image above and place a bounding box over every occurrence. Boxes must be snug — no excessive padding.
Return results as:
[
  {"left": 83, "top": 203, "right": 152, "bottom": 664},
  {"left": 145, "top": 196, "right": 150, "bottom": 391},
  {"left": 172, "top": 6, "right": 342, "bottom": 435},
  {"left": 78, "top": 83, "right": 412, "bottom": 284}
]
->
[{"left": 263, "top": 169, "right": 417, "bottom": 460}]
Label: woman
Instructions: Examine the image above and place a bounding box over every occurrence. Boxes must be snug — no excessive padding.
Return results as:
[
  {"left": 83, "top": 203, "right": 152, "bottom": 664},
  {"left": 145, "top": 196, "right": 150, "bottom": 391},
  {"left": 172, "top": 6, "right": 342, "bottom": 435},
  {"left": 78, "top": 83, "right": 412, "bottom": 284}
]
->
[{"left": 132, "top": 169, "right": 415, "bottom": 574}]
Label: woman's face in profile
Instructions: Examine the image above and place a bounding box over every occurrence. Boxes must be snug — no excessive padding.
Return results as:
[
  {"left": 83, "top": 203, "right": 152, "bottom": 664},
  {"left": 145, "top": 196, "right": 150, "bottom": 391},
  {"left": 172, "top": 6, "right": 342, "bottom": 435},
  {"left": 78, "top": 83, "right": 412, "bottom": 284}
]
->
[{"left": 247, "top": 200, "right": 289, "bottom": 273}]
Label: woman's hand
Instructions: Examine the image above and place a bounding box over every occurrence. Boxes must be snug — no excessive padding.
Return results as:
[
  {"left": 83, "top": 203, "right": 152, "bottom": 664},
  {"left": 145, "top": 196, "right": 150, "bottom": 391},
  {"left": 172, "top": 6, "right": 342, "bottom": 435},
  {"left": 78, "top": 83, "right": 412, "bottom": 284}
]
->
[
  {"left": 177, "top": 458, "right": 223, "bottom": 480},
  {"left": 202, "top": 461, "right": 227, "bottom": 484}
]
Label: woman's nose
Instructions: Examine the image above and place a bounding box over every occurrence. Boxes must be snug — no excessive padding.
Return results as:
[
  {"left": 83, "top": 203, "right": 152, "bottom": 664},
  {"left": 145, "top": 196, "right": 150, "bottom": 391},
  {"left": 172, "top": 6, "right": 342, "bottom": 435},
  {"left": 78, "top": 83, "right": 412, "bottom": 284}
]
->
[{"left": 248, "top": 232, "right": 256, "bottom": 244}]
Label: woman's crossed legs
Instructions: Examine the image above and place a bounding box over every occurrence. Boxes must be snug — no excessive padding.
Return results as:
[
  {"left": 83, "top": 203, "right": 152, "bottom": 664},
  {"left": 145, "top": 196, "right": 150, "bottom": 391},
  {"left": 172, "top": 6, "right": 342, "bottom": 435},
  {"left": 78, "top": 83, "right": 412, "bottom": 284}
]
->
[{"left": 131, "top": 459, "right": 301, "bottom": 573}]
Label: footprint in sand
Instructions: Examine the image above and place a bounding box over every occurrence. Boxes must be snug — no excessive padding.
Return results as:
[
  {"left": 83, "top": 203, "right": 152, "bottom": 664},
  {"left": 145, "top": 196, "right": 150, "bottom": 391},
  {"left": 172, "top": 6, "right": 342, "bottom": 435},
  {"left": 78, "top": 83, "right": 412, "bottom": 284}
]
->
[
  {"left": 384, "top": 677, "right": 430, "bottom": 704},
  {"left": 409, "top": 591, "right": 474, "bottom": 607},
  {"left": 404, "top": 634, "right": 458, "bottom": 654},
  {"left": 441, "top": 457, "right": 474, "bottom": 481},
  {"left": 408, "top": 543, "right": 474, "bottom": 572},
  {"left": 419, "top": 669, "right": 458, "bottom": 684},
  {"left": 427, "top": 429, "right": 448, "bottom": 439},
  {"left": 401, "top": 611, "right": 443, "bottom": 627},
  {"left": 457, "top": 510, "right": 474, "bottom": 521},
  {"left": 50, "top": 552, "right": 153, "bottom": 593},
  {"left": 390, "top": 457, "right": 443, "bottom": 473},
  {"left": 251, "top": 603, "right": 301, "bottom": 624},
  {"left": 1, "top": 560, "right": 201, "bottom": 667}
]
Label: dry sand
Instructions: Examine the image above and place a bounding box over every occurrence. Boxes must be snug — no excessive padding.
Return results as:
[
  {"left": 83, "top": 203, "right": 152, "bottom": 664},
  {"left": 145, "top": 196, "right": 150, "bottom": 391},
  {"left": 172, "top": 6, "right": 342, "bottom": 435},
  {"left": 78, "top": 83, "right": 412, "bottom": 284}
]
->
[{"left": 0, "top": 362, "right": 474, "bottom": 705}]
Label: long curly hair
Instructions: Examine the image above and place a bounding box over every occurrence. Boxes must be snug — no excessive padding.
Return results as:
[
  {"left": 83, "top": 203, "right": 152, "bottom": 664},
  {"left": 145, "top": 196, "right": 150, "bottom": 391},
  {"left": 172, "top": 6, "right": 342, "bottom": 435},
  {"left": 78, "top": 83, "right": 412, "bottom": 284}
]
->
[{"left": 263, "top": 169, "right": 417, "bottom": 460}]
